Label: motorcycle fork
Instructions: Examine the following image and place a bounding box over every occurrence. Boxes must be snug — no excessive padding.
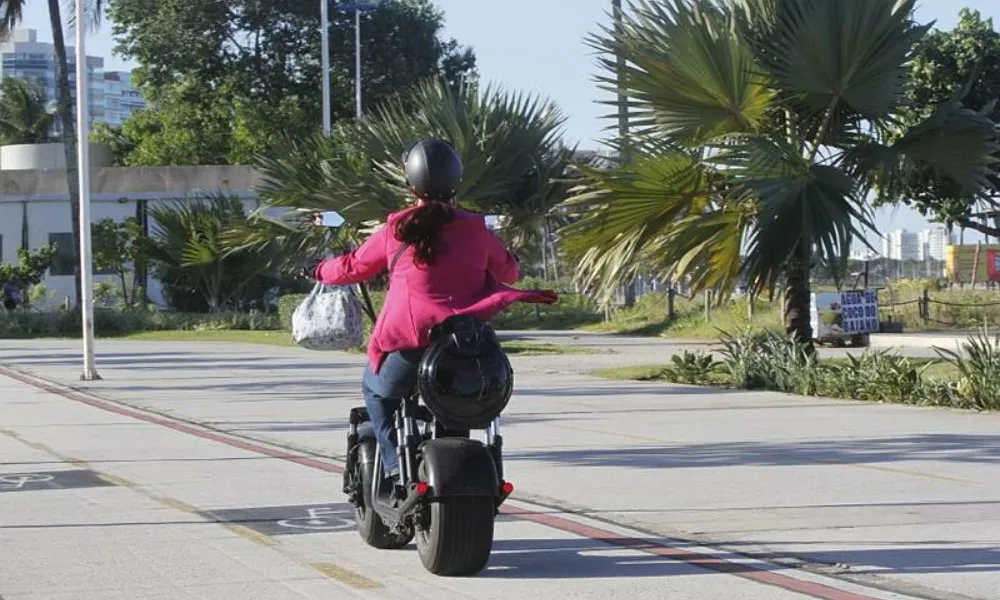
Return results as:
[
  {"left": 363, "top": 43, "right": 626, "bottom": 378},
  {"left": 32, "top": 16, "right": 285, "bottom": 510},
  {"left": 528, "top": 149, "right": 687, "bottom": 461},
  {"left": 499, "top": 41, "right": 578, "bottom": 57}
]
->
[{"left": 370, "top": 398, "right": 423, "bottom": 521}]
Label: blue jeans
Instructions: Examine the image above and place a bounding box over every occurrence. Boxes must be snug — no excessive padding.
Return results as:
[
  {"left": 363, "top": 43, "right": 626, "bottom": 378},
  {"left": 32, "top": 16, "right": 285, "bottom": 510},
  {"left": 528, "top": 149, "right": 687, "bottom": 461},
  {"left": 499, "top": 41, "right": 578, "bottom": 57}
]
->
[{"left": 361, "top": 349, "right": 425, "bottom": 478}]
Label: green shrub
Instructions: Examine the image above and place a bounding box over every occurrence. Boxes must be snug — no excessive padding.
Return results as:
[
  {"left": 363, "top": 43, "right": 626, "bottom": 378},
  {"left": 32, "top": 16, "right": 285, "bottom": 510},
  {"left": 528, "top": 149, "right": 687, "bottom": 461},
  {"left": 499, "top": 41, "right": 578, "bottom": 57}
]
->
[
  {"left": 857, "top": 352, "right": 933, "bottom": 404},
  {"left": 662, "top": 350, "right": 718, "bottom": 385},
  {"left": 0, "top": 308, "right": 279, "bottom": 339},
  {"left": 714, "top": 329, "right": 958, "bottom": 406},
  {"left": 716, "top": 328, "right": 821, "bottom": 394},
  {"left": 278, "top": 294, "right": 309, "bottom": 331},
  {"left": 935, "top": 327, "right": 1000, "bottom": 410},
  {"left": 717, "top": 327, "right": 773, "bottom": 389}
]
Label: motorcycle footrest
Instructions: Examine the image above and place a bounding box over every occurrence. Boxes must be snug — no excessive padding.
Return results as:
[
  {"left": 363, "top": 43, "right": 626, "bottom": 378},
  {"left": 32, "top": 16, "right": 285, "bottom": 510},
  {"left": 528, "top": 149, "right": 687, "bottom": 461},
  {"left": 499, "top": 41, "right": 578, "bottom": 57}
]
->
[{"left": 349, "top": 406, "right": 370, "bottom": 425}]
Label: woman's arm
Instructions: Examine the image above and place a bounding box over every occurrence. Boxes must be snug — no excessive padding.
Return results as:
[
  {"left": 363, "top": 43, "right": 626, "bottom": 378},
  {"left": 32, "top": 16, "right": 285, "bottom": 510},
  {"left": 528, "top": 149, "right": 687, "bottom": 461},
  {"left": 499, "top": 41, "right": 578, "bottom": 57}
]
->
[
  {"left": 314, "top": 227, "right": 388, "bottom": 285},
  {"left": 485, "top": 228, "right": 520, "bottom": 284}
]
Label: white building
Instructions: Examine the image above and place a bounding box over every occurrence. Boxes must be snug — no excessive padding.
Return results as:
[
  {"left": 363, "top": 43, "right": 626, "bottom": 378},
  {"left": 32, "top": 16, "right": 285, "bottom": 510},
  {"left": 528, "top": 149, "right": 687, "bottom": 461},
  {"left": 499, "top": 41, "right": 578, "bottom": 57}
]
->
[
  {"left": 0, "top": 149, "right": 261, "bottom": 308},
  {"left": 881, "top": 229, "right": 920, "bottom": 261},
  {"left": 103, "top": 71, "right": 146, "bottom": 127},
  {"left": 0, "top": 29, "right": 145, "bottom": 131},
  {"left": 918, "top": 227, "right": 953, "bottom": 261}
]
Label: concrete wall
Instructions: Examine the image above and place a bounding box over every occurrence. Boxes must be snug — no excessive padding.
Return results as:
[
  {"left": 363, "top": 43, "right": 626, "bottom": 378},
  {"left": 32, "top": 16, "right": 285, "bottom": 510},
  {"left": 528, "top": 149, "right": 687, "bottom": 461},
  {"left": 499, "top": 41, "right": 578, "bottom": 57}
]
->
[
  {"left": 0, "top": 165, "right": 265, "bottom": 309},
  {"left": 1, "top": 143, "right": 112, "bottom": 171}
]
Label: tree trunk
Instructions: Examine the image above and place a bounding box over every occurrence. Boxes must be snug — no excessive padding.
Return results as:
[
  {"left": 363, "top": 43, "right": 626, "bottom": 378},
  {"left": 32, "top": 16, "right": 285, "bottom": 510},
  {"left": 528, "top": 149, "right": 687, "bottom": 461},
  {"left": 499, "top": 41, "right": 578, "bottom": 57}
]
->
[
  {"left": 135, "top": 199, "right": 149, "bottom": 308},
  {"left": 783, "top": 239, "right": 813, "bottom": 349},
  {"left": 544, "top": 219, "right": 559, "bottom": 281},
  {"left": 623, "top": 280, "right": 636, "bottom": 308},
  {"left": 48, "top": 0, "right": 83, "bottom": 308}
]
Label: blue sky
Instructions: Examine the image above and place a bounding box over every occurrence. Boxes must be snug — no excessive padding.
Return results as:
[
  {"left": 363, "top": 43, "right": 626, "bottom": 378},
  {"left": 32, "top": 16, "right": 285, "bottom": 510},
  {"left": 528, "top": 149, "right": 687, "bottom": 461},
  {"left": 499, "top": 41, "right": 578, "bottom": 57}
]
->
[{"left": 18, "top": 0, "right": 1000, "bottom": 243}]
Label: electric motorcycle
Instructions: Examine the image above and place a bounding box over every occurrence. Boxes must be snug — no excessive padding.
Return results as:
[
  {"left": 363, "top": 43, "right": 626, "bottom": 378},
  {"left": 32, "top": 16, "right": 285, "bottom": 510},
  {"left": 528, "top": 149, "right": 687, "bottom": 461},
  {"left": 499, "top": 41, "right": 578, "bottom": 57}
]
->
[{"left": 341, "top": 314, "right": 514, "bottom": 576}]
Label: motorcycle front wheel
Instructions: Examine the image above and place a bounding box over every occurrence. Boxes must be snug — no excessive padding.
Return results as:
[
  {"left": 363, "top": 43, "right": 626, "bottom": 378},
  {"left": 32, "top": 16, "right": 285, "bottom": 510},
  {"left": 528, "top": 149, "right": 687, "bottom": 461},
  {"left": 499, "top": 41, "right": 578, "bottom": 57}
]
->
[
  {"left": 415, "top": 496, "right": 495, "bottom": 576},
  {"left": 354, "top": 452, "right": 413, "bottom": 549}
]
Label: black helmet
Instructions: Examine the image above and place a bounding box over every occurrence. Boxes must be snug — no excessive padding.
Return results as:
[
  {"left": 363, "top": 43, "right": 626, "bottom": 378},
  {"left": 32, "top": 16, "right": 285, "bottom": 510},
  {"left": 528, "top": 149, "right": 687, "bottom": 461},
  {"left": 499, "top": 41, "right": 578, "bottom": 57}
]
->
[
  {"left": 402, "top": 138, "right": 463, "bottom": 202},
  {"left": 417, "top": 316, "right": 513, "bottom": 431}
]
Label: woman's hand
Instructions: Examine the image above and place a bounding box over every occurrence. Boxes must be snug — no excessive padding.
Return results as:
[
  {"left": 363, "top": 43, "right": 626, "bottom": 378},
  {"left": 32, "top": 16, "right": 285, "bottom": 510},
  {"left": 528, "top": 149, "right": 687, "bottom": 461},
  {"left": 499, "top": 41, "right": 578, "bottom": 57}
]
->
[{"left": 300, "top": 257, "right": 324, "bottom": 281}]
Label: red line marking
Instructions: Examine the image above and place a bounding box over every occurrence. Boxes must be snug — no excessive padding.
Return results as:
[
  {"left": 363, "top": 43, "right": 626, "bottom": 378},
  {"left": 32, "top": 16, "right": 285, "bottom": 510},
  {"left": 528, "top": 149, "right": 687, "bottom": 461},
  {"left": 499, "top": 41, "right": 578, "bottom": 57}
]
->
[
  {"left": 1, "top": 365, "right": 884, "bottom": 600},
  {"left": 503, "top": 506, "right": 880, "bottom": 600}
]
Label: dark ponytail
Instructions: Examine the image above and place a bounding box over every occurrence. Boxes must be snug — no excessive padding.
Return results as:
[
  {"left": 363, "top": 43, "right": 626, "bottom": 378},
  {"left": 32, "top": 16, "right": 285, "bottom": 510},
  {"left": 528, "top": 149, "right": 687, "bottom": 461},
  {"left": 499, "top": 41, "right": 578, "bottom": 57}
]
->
[{"left": 395, "top": 201, "right": 456, "bottom": 266}]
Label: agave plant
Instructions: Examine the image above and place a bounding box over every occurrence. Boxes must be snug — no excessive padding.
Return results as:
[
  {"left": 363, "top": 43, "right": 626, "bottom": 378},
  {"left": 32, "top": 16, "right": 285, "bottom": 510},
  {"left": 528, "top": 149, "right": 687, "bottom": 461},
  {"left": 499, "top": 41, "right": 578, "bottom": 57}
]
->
[
  {"left": 562, "top": 0, "right": 1000, "bottom": 345},
  {"left": 229, "top": 78, "right": 567, "bottom": 265}
]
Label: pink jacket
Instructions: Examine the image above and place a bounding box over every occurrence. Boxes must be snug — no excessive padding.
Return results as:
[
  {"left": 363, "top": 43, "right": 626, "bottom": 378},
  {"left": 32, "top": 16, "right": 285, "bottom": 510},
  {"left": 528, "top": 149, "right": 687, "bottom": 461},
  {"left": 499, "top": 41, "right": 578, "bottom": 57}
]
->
[{"left": 315, "top": 207, "right": 556, "bottom": 373}]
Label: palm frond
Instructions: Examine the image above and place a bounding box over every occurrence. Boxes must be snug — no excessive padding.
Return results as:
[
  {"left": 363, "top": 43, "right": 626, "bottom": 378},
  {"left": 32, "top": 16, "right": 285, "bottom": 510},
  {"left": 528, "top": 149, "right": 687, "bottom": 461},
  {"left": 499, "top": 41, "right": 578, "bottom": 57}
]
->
[
  {"left": 0, "top": 77, "right": 56, "bottom": 145},
  {"left": 712, "top": 136, "right": 875, "bottom": 293},
  {"left": 844, "top": 99, "right": 1000, "bottom": 202},
  {"left": 736, "top": 0, "right": 928, "bottom": 124},
  {"left": 588, "top": 0, "right": 774, "bottom": 146},
  {"left": 560, "top": 140, "right": 716, "bottom": 303},
  {"left": 248, "top": 77, "right": 567, "bottom": 264},
  {"left": 0, "top": 0, "right": 25, "bottom": 34}
]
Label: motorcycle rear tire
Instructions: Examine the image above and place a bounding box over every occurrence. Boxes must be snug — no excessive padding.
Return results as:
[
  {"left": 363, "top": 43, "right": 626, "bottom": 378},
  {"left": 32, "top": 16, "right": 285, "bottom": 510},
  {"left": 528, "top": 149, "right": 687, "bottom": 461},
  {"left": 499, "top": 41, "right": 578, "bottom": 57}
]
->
[
  {"left": 416, "top": 496, "right": 495, "bottom": 576},
  {"left": 355, "top": 461, "right": 413, "bottom": 549}
]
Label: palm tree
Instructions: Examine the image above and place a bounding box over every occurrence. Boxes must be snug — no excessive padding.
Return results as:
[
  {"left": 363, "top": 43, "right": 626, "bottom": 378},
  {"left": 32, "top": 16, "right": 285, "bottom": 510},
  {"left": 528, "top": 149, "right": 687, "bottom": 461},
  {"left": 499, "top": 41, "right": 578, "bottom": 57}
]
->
[
  {"left": 0, "top": 77, "right": 55, "bottom": 144},
  {"left": 1, "top": 0, "right": 104, "bottom": 308},
  {"left": 227, "top": 77, "right": 567, "bottom": 269},
  {"left": 563, "top": 0, "right": 999, "bottom": 345},
  {"left": 145, "top": 193, "right": 278, "bottom": 312}
]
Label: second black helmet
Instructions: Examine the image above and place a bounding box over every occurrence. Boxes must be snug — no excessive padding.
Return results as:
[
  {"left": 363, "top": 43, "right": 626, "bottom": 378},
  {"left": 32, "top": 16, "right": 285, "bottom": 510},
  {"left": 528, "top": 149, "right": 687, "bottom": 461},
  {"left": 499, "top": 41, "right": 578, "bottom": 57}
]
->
[{"left": 402, "top": 138, "right": 463, "bottom": 202}]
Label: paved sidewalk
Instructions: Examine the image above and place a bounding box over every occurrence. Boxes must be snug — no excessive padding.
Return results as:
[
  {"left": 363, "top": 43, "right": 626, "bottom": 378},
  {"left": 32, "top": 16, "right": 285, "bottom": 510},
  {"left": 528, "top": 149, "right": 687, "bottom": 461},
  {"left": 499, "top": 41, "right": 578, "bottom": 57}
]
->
[{"left": 2, "top": 338, "right": 998, "bottom": 600}]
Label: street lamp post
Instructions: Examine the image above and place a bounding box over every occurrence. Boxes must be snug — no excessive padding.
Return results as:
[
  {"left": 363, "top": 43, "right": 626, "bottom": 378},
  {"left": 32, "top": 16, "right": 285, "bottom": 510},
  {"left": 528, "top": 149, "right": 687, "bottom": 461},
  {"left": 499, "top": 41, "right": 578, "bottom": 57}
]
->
[
  {"left": 336, "top": 1, "right": 388, "bottom": 118},
  {"left": 75, "top": 0, "right": 100, "bottom": 380},
  {"left": 321, "top": 0, "right": 331, "bottom": 134},
  {"left": 611, "top": 0, "right": 636, "bottom": 308}
]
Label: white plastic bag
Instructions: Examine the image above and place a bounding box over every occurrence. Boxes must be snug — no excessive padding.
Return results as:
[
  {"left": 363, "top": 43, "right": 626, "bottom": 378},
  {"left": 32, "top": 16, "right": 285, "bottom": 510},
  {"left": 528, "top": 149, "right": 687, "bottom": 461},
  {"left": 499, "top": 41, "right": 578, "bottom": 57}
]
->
[{"left": 291, "top": 283, "right": 364, "bottom": 351}]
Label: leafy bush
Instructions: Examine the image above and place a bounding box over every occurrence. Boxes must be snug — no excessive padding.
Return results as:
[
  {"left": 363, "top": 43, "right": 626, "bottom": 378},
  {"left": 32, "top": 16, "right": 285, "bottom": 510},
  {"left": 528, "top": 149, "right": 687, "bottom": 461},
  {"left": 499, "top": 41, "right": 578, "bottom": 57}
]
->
[
  {"left": 145, "top": 194, "right": 280, "bottom": 313},
  {"left": 0, "top": 308, "right": 279, "bottom": 338},
  {"left": 717, "top": 328, "right": 822, "bottom": 394},
  {"left": 935, "top": 327, "right": 1000, "bottom": 410},
  {"left": 707, "top": 328, "right": 998, "bottom": 410},
  {"left": 845, "top": 352, "right": 933, "bottom": 405},
  {"left": 717, "top": 327, "right": 773, "bottom": 389},
  {"left": 278, "top": 293, "right": 308, "bottom": 331},
  {"left": 662, "top": 350, "right": 718, "bottom": 385}
]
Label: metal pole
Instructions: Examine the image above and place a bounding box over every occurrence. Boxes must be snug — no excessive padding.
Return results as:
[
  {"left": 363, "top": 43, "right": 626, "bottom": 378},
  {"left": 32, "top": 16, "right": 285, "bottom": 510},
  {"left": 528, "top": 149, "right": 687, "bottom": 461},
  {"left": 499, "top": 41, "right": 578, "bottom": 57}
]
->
[
  {"left": 355, "top": 8, "right": 363, "bottom": 118},
  {"left": 75, "top": 0, "right": 100, "bottom": 381},
  {"left": 321, "top": 0, "right": 331, "bottom": 134},
  {"left": 612, "top": 0, "right": 628, "bottom": 159},
  {"left": 612, "top": 0, "right": 636, "bottom": 308}
]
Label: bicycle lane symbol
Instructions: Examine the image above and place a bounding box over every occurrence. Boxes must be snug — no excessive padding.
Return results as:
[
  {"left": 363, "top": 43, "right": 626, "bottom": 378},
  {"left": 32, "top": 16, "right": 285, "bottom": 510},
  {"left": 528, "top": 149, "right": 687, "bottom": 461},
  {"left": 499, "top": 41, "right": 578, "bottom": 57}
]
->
[
  {"left": 276, "top": 506, "right": 355, "bottom": 532},
  {"left": 0, "top": 473, "right": 55, "bottom": 490}
]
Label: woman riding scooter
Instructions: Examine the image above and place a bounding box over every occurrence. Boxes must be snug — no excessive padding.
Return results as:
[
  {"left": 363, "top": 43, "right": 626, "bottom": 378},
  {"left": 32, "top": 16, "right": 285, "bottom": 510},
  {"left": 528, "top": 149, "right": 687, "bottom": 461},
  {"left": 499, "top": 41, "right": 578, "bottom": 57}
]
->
[{"left": 309, "top": 137, "right": 557, "bottom": 491}]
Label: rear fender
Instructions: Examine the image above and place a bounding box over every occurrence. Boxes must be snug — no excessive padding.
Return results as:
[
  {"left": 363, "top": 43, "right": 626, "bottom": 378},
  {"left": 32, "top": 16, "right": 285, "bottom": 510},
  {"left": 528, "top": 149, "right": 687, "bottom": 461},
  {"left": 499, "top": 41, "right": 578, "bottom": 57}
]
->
[{"left": 419, "top": 438, "right": 498, "bottom": 497}]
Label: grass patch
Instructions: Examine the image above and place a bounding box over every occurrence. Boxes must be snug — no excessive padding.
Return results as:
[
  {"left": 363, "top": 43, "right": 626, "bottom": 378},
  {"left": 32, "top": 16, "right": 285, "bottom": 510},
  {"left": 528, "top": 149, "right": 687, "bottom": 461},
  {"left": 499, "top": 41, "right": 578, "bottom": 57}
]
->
[
  {"left": 585, "top": 294, "right": 782, "bottom": 338},
  {"left": 592, "top": 364, "right": 729, "bottom": 384},
  {"left": 109, "top": 329, "right": 299, "bottom": 347},
  {"left": 107, "top": 329, "right": 587, "bottom": 356}
]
